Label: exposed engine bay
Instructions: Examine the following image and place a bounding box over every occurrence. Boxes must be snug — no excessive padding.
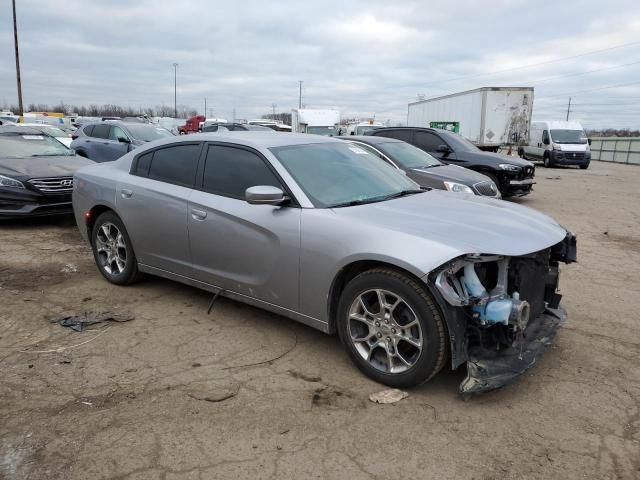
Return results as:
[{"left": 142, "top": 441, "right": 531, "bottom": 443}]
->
[{"left": 432, "top": 233, "right": 576, "bottom": 395}]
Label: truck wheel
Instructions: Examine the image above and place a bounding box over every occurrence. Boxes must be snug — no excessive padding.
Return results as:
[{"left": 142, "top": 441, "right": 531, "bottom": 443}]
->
[
  {"left": 336, "top": 268, "right": 447, "bottom": 388},
  {"left": 579, "top": 163, "right": 589, "bottom": 170},
  {"left": 543, "top": 153, "right": 552, "bottom": 168}
]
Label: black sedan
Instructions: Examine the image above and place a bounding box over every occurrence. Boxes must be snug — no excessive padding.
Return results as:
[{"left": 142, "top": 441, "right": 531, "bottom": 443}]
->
[
  {"left": 339, "top": 136, "right": 501, "bottom": 198},
  {"left": 368, "top": 127, "right": 535, "bottom": 197},
  {"left": 0, "top": 126, "right": 94, "bottom": 219}
]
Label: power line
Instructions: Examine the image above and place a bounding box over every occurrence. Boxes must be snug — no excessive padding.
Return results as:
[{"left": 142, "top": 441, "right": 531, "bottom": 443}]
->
[
  {"left": 512, "top": 60, "right": 640, "bottom": 86},
  {"left": 539, "top": 80, "right": 640, "bottom": 98},
  {"left": 417, "top": 40, "right": 640, "bottom": 87}
]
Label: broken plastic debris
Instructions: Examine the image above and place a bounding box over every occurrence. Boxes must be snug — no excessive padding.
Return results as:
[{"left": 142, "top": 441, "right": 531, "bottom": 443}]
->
[
  {"left": 61, "top": 263, "right": 78, "bottom": 273},
  {"left": 51, "top": 311, "right": 134, "bottom": 332},
  {"left": 369, "top": 389, "right": 409, "bottom": 404}
]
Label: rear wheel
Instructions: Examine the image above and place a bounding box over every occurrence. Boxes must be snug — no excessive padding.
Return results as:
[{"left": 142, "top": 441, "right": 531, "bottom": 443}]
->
[
  {"left": 91, "top": 211, "right": 141, "bottom": 285},
  {"left": 337, "top": 268, "right": 447, "bottom": 388}
]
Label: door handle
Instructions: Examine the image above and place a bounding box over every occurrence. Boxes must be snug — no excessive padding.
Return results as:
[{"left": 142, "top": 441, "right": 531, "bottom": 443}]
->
[
  {"left": 191, "top": 209, "right": 207, "bottom": 220},
  {"left": 120, "top": 189, "right": 133, "bottom": 198}
]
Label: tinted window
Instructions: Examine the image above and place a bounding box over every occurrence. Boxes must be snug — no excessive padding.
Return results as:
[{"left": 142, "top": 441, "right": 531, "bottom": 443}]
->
[
  {"left": 127, "top": 124, "right": 174, "bottom": 142},
  {"left": 92, "top": 124, "right": 110, "bottom": 139},
  {"left": 375, "top": 129, "right": 412, "bottom": 142},
  {"left": 110, "top": 126, "right": 128, "bottom": 141},
  {"left": 135, "top": 152, "right": 152, "bottom": 176},
  {"left": 413, "top": 131, "right": 444, "bottom": 152},
  {"left": 377, "top": 142, "right": 442, "bottom": 168},
  {"left": 147, "top": 144, "right": 200, "bottom": 186},
  {"left": 83, "top": 125, "right": 95, "bottom": 136},
  {"left": 203, "top": 145, "right": 281, "bottom": 199}
]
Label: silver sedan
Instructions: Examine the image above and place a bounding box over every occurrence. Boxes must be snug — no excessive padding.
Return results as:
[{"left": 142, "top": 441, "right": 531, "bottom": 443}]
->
[{"left": 72, "top": 132, "right": 576, "bottom": 394}]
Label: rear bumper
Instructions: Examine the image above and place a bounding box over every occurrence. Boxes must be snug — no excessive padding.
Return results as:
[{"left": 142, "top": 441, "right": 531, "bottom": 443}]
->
[{"left": 460, "top": 305, "right": 566, "bottom": 395}]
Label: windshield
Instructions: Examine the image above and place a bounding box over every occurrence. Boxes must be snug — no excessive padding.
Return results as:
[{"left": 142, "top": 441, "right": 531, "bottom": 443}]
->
[
  {"left": 355, "top": 126, "right": 381, "bottom": 135},
  {"left": 307, "top": 126, "right": 338, "bottom": 136},
  {"left": 37, "top": 126, "right": 68, "bottom": 137},
  {"left": 550, "top": 129, "right": 588, "bottom": 144},
  {"left": 126, "top": 125, "right": 174, "bottom": 141},
  {"left": 377, "top": 141, "right": 442, "bottom": 168},
  {"left": 270, "top": 142, "right": 421, "bottom": 208},
  {"left": 0, "top": 133, "right": 74, "bottom": 157}
]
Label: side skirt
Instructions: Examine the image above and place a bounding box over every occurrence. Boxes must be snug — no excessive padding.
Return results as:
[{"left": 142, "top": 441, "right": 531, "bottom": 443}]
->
[{"left": 137, "top": 263, "right": 330, "bottom": 334}]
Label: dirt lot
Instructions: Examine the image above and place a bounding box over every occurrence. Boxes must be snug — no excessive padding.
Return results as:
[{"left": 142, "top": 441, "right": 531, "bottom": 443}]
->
[{"left": 1, "top": 161, "right": 639, "bottom": 480}]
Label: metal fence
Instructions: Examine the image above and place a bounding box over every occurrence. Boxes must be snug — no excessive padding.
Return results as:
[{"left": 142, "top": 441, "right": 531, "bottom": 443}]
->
[{"left": 590, "top": 137, "right": 640, "bottom": 165}]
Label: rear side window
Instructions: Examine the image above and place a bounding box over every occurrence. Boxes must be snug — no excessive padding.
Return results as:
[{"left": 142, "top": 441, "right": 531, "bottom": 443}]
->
[
  {"left": 414, "top": 131, "right": 443, "bottom": 151},
  {"left": 135, "top": 152, "right": 152, "bottom": 176},
  {"left": 92, "top": 124, "right": 110, "bottom": 139},
  {"left": 202, "top": 145, "right": 281, "bottom": 199},
  {"left": 376, "top": 129, "right": 412, "bottom": 142},
  {"left": 147, "top": 144, "right": 201, "bottom": 186},
  {"left": 82, "top": 125, "right": 95, "bottom": 136}
]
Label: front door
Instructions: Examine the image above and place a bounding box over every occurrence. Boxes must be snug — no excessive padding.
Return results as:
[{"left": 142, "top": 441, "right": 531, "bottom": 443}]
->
[
  {"left": 117, "top": 143, "right": 202, "bottom": 277},
  {"left": 188, "top": 143, "right": 301, "bottom": 309}
]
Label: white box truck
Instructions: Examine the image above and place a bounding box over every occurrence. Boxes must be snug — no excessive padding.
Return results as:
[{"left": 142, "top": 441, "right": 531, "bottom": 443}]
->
[
  {"left": 291, "top": 109, "right": 340, "bottom": 136},
  {"left": 407, "top": 87, "right": 534, "bottom": 151},
  {"left": 519, "top": 120, "right": 590, "bottom": 169}
]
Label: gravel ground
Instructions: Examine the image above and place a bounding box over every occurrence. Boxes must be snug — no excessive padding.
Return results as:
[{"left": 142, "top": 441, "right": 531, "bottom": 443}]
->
[{"left": 1, "top": 161, "right": 639, "bottom": 480}]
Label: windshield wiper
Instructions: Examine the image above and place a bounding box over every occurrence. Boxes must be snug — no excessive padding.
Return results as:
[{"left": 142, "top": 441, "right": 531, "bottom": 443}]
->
[{"left": 329, "top": 189, "right": 424, "bottom": 208}]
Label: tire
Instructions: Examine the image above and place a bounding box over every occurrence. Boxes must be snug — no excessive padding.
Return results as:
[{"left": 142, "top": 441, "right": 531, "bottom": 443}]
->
[
  {"left": 579, "top": 163, "right": 589, "bottom": 170},
  {"left": 336, "top": 268, "right": 447, "bottom": 388},
  {"left": 91, "top": 211, "right": 141, "bottom": 285},
  {"left": 517, "top": 148, "right": 524, "bottom": 159},
  {"left": 543, "top": 153, "right": 552, "bottom": 168}
]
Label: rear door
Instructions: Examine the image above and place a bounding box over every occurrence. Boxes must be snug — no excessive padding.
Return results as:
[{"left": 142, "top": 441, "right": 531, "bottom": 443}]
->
[
  {"left": 413, "top": 130, "right": 458, "bottom": 163},
  {"left": 88, "top": 124, "right": 112, "bottom": 162},
  {"left": 188, "top": 143, "right": 301, "bottom": 309},
  {"left": 116, "top": 142, "right": 203, "bottom": 277}
]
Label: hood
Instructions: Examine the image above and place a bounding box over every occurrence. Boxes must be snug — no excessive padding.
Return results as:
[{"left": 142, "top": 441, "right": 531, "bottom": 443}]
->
[
  {"left": 408, "top": 164, "right": 492, "bottom": 185},
  {"left": 0, "top": 155, "right": 94, "bottom": 179},
  {"left": 457, "top": 150, "right": 532, "bottom": 168},
  {"left": 333, "top": 190, "right": 567, "bottom": 257}
]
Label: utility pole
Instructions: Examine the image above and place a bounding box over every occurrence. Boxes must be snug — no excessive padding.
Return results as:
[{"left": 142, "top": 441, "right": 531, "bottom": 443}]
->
[
  {"left": 232, "top": 108, "right": 236, "bottom": 123},
  {"left": 298, "top": 81, "right": 303, "bottom": 109},
  {"left": 204, "top": 98, "right": 207, "bottom": 116},
  {"left": 566, "top": 97, "right": 571, "bottom": 121},
  {"left": 173, "top": 63, "right": 178, "bottom": 118},
  {"left": 272, "top": 103, "right": 277, "bottom": 118},
  {"left": 12, "top": 0, "right": 24, "bottom": 115}
]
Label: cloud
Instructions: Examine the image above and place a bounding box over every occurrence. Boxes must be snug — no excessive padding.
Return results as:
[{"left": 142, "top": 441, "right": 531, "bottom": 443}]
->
[{"left": 0, "top": 0, "right": 639, "bottom": 128}]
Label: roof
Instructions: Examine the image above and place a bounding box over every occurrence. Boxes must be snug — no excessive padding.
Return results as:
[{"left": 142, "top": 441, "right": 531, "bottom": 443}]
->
[
  {"left": 0, "top": 125, "right": 43, "bottom": 135},
  {"left": 336, "top": 135, "right": 403, "bottom": 145},
  {"left": 408, "top": 86, "right": 534, "bottom": 106}
]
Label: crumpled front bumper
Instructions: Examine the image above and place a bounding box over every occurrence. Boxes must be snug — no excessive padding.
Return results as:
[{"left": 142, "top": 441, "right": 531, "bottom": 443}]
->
[{"left": 460, "top": 305, "right": 567, "bottom": 395}]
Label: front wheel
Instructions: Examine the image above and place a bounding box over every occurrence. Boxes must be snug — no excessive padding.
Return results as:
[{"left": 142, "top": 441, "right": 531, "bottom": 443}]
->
[
  {"left": 91, "top": 211, "right": 141, "bottom": 285},
  {"left": 337, "top": 268, "right": 447, "bottom": 388},
  {"left": 579, "top": 163, "right": 590, "bottom": 170},
  {"left": 543, "top": 154, "right": 552, "bottom": 168}
]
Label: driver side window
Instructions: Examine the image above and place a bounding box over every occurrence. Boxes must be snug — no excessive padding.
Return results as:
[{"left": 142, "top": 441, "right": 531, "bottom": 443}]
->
[
  {"left": 110, "top": 126, "right": 128, "bottom": 141},
  {"left": 542, "top": 130, "right": 549, "bottom": 144},
  {"left": 414, "top": 131, "right": 443, "bottom": 152}
]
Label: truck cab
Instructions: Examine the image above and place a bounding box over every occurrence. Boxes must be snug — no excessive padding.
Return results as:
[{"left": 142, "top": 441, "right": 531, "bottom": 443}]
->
[
  {"left": 291, "top": 109, "right": 340, "bottom": 136},
  {"left": 520, "top": 121, "right": 591, "bottom": 169}
]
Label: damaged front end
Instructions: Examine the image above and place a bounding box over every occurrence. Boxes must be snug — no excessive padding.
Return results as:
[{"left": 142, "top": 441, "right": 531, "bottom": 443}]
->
[{"left": 431, "top": 233, "right": 576, "bottom": 395}]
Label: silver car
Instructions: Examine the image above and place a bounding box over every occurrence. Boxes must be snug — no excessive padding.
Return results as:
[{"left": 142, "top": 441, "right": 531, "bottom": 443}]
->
[{"left": 72, "top": 132, "right": 576, "bottom": 394}]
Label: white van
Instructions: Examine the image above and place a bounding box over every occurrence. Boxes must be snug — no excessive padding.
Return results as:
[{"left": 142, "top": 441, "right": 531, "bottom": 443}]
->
[{"left": 520, "top": 120, "right": 590, "bottom": 169}]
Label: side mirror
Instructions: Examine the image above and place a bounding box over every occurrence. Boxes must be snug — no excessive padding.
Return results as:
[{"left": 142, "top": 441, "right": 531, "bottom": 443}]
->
[
  {"left": 118, "top": 136, "right": 130, "bottom": 144},
  {"left": 436, "top": 144, "right": 451, "bottom": 155},
  {"left": 245, "top": 186, "right": 288, "bottom": 205},
  {"left": 587, "top": 138, "right": 592, "bottom": 146}
]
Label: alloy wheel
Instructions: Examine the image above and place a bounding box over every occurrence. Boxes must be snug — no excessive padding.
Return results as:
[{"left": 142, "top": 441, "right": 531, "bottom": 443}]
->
[
  {"left": 95, "top": 222, "right": 127, "bottom": 275},
  {"left": 347, "top": 289, "right": 423, "bottom": 374}
]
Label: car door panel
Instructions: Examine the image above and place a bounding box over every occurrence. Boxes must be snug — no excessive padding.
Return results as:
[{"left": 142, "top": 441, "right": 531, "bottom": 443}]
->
[
  {"left": 117, "top": 176, "right": 193, "bottom": 277},
  {"left": 188, "top": 192, "right": 301, "bottom": 308}
]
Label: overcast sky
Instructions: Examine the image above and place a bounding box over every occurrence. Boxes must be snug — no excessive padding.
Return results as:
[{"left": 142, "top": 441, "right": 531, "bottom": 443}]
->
[{"left": 1, "top": 0, "right": 639, "bottom": 128}]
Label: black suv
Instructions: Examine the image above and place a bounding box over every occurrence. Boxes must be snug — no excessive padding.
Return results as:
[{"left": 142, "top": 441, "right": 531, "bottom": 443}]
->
[{"left": 368, "top": 127, "right": 535, "bottom": 197}]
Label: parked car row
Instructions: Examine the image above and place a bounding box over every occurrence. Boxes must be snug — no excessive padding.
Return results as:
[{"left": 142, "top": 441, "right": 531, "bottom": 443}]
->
[{"left": 70, "top": 131, "right": 576, "bottom": 395}]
